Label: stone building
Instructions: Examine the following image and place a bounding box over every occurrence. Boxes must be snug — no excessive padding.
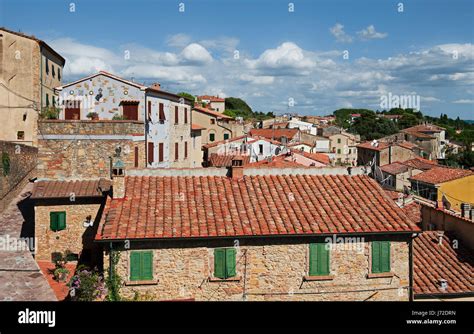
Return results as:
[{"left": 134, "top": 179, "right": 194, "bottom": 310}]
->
[
  {"left": 192, "top": 105, "right": 244, "bottom": 145},
  {"left": 31, "top": 178, "right": 110, "bottom": 265},
  {"left": 0, "top": 27, "right": 65, "bottom": 146},
  {"left": 357, "top": 140, "right": 419, "bottom": 167},
  {"left": 196, "top": 95, "right": 225, "bottom": 112},
  {"left": 327, "top": 132, "right": 359, "bottom": 166},
  {"left": 55, "top": 71, "right": 198, "bottom": 168},
  {"left": 401, "top": 124, "right": 446, "bottom": 160},
  {"left": 95, "top": 166, "right": 420, "bottom": 301},
  {"left": 379, "top": 157, "right": 438, "bottom": 192}
]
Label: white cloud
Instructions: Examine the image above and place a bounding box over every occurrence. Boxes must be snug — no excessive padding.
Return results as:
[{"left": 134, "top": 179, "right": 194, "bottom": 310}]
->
[
  {"left": 180, "top": 43, "right": 213, "bottom": 64},
  {"left": 357, "top": 25, "right": 388, "bottom": 40},
  {"left": 240, "top": 74, "right": 275, "bottom": 85},
  {"left": 452, "top": 99, "right": 474, "bottom": 104},
  {"left": 330, "top": 23, "right": 353, "bottom": 43},
  {"left": 166, "top": 33, "right": 192, "bottom": 48}
]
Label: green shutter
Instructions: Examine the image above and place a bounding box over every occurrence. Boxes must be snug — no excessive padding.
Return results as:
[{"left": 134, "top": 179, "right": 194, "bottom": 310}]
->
[
  {"left": 380, "top": 241, "right": 391, "bottom": 273},
  {"left": 130, "top": 252, "right": 141, "bottom": 281},
  {"left": 57, "top": 212, "right": 66, "bottom": 231},
  {"left": 50, "top": 212, "right": 58, "bottom": 231},
  {"left": 214, "top": 248, "right": 226, "bottom": 279},
  {"left": 225, "top": 248, "right": 236, "bottom": 278},
  {"left": 372, "top": 242, "right": 381, "bottom": 273},
  {"left": 141, "top": 251, "right": 153, "bottom": 280},
  {"left": 310, "top": 243, "right": 329, "bottom": 276}
]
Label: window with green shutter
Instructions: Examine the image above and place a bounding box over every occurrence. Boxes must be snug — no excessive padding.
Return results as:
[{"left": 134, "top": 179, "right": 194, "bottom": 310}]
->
[
  {"left": 209, "top": 133, "right": 215, "bottom": 142},
  {"left": 371, "top": 241, "right": 391, "bottom": 273},
  {"left": 214, "top": 248, "right": 236, "bottom": 279},
  {"left": 50, "top": 212, "right": 66, "bottom": 231},
  {"left": 130, "top": 251, "right": 153, "bottom": 281},
  {"left": 309, "top": 243, "right": 330, "bottom": 276}
]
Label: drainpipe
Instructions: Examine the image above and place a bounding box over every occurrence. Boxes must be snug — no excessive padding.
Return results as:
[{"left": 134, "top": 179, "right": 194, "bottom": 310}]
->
[
  {"left": 109, "top": 241, "right": 113, "bottom": 282},
  {"left": 409, "top": 233, "right": 418, "bottom": 301},
  {"left": 39, "top": 46, "right": 43, "bottom": 112}
]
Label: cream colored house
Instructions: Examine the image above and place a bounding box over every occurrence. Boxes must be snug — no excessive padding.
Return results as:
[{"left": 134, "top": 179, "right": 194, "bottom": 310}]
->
[
  {"left": 197, "top": 95, "right": 225, "bottom": 112},
  {"left": 0, "top": 27, "right": 65, "bottom": 146},
  {"left": 192, "top": 105, "right": 244, "bottom": 145},
  {"left": 328, "top": 132, "right": 359, "bottom": 165}
]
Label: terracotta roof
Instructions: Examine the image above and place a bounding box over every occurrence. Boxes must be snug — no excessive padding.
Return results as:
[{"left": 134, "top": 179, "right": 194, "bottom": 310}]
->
[
  {"left": 357, "top": 141, "right": 391, "bottom": 151},
  {"left": 193, "top": 106, "right": 233, "bottom": 120},
  {"left": 209, "top": 154, "right": 251, "bottom": 167},
  {"left": 293, "top": 150, "right": 331, "bottom": 165},
  {"left": 203, "top": 135, "right": 249, "bottom": 149},
  {"left": 197, "top": 95, "right": 225, "bottom": 102},
  {"left": 401, "top": 201, "right": 422, "bottom": 225},
  {"left": 396, "top": 141, "right": 419, "bottom": 151},
  {"left": 404, "top": 124, "right": 445, "bottom": 133},
  {"left": 247, "top": 156, "right": 307, "bottom": 168},
  {"left": 380, "top": 162, "right": 410, "bottom": 175},
  {"left": 403, "top": 157, "right": 438, "bottom": 170},
  {"left": 414, "top": 231, "right": 474, "bottom": 296},
  {"left": 248, "top": 128, "right": 299, "bottom": 141},
  {"left": 409, "top": 167, "right": 473, "bottom": 185},
  {"left": 191, "top": 123, "right": 206, "bottom": 130},
  {"left": 31, "top": 179, "right": 111, "bottom": 199},
  {"left": 96, "top": 174, "right": 420, "bottom": 241}
]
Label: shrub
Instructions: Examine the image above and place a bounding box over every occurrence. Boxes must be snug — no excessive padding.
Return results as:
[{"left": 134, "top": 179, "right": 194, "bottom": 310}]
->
[{"left": 69, "top": 265, "right": 106, "bottom": 301}]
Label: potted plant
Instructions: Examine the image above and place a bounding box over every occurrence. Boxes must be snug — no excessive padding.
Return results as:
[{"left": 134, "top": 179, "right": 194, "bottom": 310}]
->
[
  {"left": 87, "top": 112, "right": 99, "bottom": 120},
  {"left": 49, "top": 251, "right": 70, "bottom": 282},
  {"left": 54, "top": 267, "right": 70, "bottom": 282}
]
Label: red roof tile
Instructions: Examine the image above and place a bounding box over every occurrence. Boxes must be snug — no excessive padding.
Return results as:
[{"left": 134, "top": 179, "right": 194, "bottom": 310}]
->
[
  {"left": 248, "top": 128, "right": 299, "bottom": 141},
  {"left": 403, "top": 157, "right": 438, "bottom": 170},
  {"left": 197, "top": 95, "right": 225, "bottom": 102},
  {"left": 247, "top": 155, "right": 307, "bottom": 168},
  {"left": 380, "top": 162, "right": 410, "bottom": 175},
  {"left": 193, "top": 106, "right": 233, "bottom": 119},
  {"left": 191, "top": 123, "right": 206, "bottom": 130},
  {"left": 414, "top": 231, "right": 473, "bottom": 296},
  {"left": 96, "top": 174, "right": 420, "bottom": 241},
  {"left": 357, "top": 141, "right": 391, "bottom": 151},
  {"left": 31, "top": 179, "right": 111, "bottom": 199},
  {"left": 209, "top": 154, "right": 251, "bottom": 167},
  {"left": 409, "top": 167, "right": 472, "bottom": 185},
  {"left": 401, "top": 201, "right": 422, "bottom": 225},
  {"left": 293, "top": 150, "right": 330, "bottom": 165}
]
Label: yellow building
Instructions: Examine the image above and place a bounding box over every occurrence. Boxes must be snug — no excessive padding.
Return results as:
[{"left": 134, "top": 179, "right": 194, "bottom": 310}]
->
[{"left": 409, "top": 166, "right": 474, "bottom": 212}]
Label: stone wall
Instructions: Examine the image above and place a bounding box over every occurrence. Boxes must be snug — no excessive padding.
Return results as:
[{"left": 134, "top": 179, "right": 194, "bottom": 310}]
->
[
  {"left": 37, "top": 120, "right": 145, "bottom": 179},
  {"left": 0, "top": 141, "right": 38, "bottom": 212},
  {"left": 34, "top": 199, "right": 104, "bottom": 262},
  {"left": 103, "top": 234, "right": 411, "bottom": 301}
]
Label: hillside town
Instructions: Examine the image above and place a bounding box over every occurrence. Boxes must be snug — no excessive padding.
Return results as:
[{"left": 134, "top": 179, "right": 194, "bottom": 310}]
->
[{"left": 0, "top": 26, "right": 473, "bottom": 303}]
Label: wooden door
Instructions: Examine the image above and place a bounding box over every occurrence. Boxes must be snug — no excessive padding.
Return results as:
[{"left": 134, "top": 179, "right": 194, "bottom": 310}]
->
[{"left": 65, "top": 101, "right": 81, "bottom": 120}]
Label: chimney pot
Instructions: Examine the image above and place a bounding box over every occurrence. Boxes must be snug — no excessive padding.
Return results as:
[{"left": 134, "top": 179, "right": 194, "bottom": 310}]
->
[
  {"left": 111, "top": 159, "right": 126, "bottom": 199},
  {"left": 230, "top": 157, "right": 244, "bottom": 180},
  {"left": 438, "top": 278, "right": 448, "bottom": 290}
]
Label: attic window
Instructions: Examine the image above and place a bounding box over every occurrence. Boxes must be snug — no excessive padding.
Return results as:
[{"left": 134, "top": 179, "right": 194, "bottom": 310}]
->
[{"left": 17, "top": 131, "right": 24, "bottom": 140}]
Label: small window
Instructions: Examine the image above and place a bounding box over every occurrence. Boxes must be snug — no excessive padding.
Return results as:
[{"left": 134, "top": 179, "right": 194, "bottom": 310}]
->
[
  {"left": 58, "top": 68, "right": 61, "bottom": 81},
  {"left": 259, "top": 144, "right": 264, "bottom": 155},
  {"left": 209, "top": 133, "right": 215, "bottom": 142},
  {"left": 159, "top": 103, "right": 165, "bottom": 122},
  {"left": 214, "top": 248, "right": 236, "bottom": 279},
  {"left": 337, "top": 138, "right": 341, "bottom": 144},
  {"left": 45, "top": 58, "right": 49, "bottom": 74},
  {"left": 348, "top": 149, "right": 351, "bottom": 154},
  {"left": 337, "top": 149, "right": 341, "bottom": 154},
  {"left": 52, "top": 96, "right": 56, "bottom": 106},
  {"left": 50, "top": 212, "right": 66, "bottom": 231},
  {"left": 371, "top": 241, "right": 390, "bottom": 273},
  {"left": 52, "top": 65, "right": 55, "bottom": 78},
  {"left": 184, "top": 108, "right": 188, "bottom": 124},
  {"left": 175, "top": 142, "right": 179, "bottom": 160},
  {"left": 224, "top": 133, "right": 230, "bottom": 140},
  {"left": 17, "top": 131, "right": 24, "bottom": 140},
  {"left": 130, "top": 251, "right": 153, "bottom": 281},
  {"left": 184, "top": 141, "right": 188, "bottom": 159},
  {"left": 309, "top": 243, "right": 330, "bottom": 276},
  {"left": 46, "top": 94, "right": 49, "bottom": 107},
  {"left": 175, "top": 106, "right": 179, "bottom": 124},
  {"left": 210, "top": 119, "right": 216, "bottom": 125}
]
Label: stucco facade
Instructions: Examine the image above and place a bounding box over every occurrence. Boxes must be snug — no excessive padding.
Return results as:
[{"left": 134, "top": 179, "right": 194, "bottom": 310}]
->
[
  {"left": 102, "top": 234, "right": 412, "bottom": 301},
  {"left": 0, "top": 28, "right": 64, "bottom": 146},
  {"left": 192, "top": 107, "right": 244, "bottom": 146},
  {"left": 329, "top": 132, "right": 359, "bottom": 165}
]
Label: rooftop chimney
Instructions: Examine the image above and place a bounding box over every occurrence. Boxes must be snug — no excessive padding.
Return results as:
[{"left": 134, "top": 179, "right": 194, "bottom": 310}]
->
[
  {"left": 151, "top": 83, "right": 161, "bottom": 90},
  {"left": 436, "top": 231, "right": 444, "bottom": 245},
  {"left": 438, "top": 278, "right": 448, "bottom": 290},
  {"left": 111, "top": 159, "right": 125, "bottom": 199},
  {"left": 230, "top": 157, "right": 244, "bottom": 180},
  {"left": 460, "top": 203, "right": 471, "bottom": 218}
]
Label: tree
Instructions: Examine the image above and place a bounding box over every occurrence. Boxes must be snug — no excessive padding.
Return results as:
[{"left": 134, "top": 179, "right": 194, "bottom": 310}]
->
[{"left": 177, "top": 92, "right": 195, "bottom": 102}]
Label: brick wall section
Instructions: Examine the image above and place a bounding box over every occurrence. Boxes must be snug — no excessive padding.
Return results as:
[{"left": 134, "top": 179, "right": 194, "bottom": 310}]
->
[
  {"left": 103, "top": 235, "right": 411, "bottom": 301},
  {"left": 0, "top": 141, "right": 38, "bottom": 212},
  {"left": 34, "top": 201, "right": 104, "bottom": 261},
  {"left": 37, "top": 120, "right": 145, "bottom": 179}
]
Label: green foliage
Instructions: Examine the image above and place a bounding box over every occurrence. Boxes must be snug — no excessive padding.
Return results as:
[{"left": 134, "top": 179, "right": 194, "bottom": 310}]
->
[
  {"left": 177, "top": 92, "right": 195, "bottom": 102},
  {"left": 223, "top": 97, "right": 273, "bottom": 121},
  {"left": 40, "top": 106, "right": 60, "bottom": 119},
  {"left": 105, "top": 250, "right": 122, "bottom": 301},
  {"left": 350, "top": 112, "right": 399, "bottom": 141},
  {"left": 86, "top": 112, "right": 98, "bottom": 119},
  {"left": 69, "top": 265, "right": 106, "bottom": 301},
  {"left": 333, "top": 108, "right": 374, "bottom": 128},
  {"left": 225, "top": 97, "right": 253, "bottom": 114},
  {"left": 442, "top": 150, "right": 474, "bottom": 168},
  {"left": 112, "top": 114, "right": 126, "bottom": 120},
  {"left": 2, "top": 152, "right": 10, "bottom": 176}
]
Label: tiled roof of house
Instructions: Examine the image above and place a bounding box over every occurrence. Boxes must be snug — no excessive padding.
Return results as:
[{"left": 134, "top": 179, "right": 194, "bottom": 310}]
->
[
  {"left": 357, "top": 141, "right": 391, "bottom": 151},
  {"left": 414, "top": 231, "right": 474, "bottom": 296},
  {"left": 409, "top": 167, "right": 472, "bottom": 185},
  {"left": 191, "top": 123, "right": 206, "bottom": 130},
  {"left": 31, "top": 179, "right": 111, "bottom": 199},
  {"left": 203, "top": 135, "right": 250, "bottom": 149},
  {"left": 209, "top": 154, "right": 251, "bottom": 167},
  {"left": 403, "top": 157, "right": 438, "bottom": 170},
  {"left": 380, "top": 162, "right": 410, "bottom": 175},
  {"left": 294, "top": 150, "right": 331, "bottom": 165},
  {"left": 197, "top": 95, "right": 225, "bottom": 102},
  {"left": 248, "top": 128, "right": 299, "bottom": 141},
  {"left": 247, "top": 155, "right": 304, "bottom": 168},
  {"left": 193, "top": 106, "right": 233, "bottom": 120},
  {"left": 96, "top": 174, "right": 420, "bottom": 241},
  {"left": 404, "top": 124, "right": 445, "bottom": 133},
  {"left": 401, "top": 201, "right": 422, "bottom": 225}
]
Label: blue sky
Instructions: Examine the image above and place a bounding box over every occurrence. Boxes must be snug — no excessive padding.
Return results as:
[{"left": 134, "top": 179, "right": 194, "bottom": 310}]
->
[{"left": 1, "top": 0, "right": 473, "bottom": 119}]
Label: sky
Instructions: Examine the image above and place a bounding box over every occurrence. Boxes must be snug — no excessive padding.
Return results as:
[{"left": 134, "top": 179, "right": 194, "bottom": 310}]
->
[{"left": 1, "top": 0, "right": 473, "bottom": 119}]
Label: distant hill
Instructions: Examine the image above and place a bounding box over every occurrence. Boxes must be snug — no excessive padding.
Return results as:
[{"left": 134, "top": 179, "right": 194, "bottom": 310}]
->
[{"left": 224, "top": 97, "right": 274, "bottom": 121}]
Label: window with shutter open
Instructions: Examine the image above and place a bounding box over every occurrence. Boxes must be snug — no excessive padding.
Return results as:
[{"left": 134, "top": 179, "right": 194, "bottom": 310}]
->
[
  {"left": 159, "top": 143, "right": 164, "bottom": 162},
  {"left": 148, "top": 142, "right": 154, "bottom": 164},
  {"left": 175, "top": 106, "right": 179, "bottom": 124},
  {"left": 309, "top": 243, "right": 330, "bottom": 276}
]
